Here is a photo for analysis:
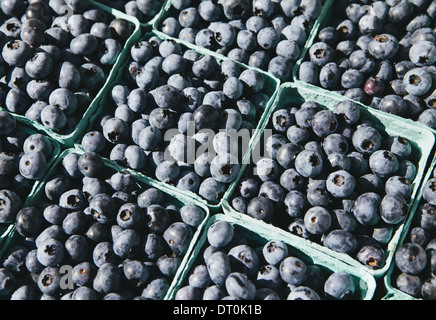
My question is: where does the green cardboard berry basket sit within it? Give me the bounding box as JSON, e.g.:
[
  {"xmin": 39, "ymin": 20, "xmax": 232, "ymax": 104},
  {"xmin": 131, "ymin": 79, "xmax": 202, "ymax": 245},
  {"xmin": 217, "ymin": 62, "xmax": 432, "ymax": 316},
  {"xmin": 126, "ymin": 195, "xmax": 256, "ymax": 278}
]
[
  {"xmin": 74, "ymin": 28, "xmax": 280, "ymax": 214},
  {"xmin": 0, "ymin": 1, "xmax": 142, "ymax": 148},
  {"xmin": 382, "ymin": 145, "xmax": 436, "ymax": 300},
  {"xmin": 220, "ymin": 80, "xmax": 436, "ymax": 279},
  {"xmin": 150, "ymin": 0, "xmax": 334, "ymax": 83},
  {"xmin": 0, "ymin": 122, "xmax": 61, "ymax": 254},
  {"xmin": 0, "ymin": 147, "xmax": 211, "ymax": 300},
  {"xmin": 165, "ymin": 213, "xmax": 377, "ymax": 300}
]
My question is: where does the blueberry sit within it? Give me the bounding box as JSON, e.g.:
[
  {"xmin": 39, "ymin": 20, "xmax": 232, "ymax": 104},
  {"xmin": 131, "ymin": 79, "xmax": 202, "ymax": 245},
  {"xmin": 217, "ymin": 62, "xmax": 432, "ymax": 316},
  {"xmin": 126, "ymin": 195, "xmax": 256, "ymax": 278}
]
[
  {"xmin": 137, "ymin": 188, "xmax": 163, "ymax": 208},
  {"xmin": 93, "ymin": 262, "xmax": 122, "ymax": 295},
  {"xmin": 23, "ymin": 134, "xmax": 52, "ymax": 159},
  {"xmin": 206, "ymin": 251, "xmax": 232, "ymax": 286},
  {"xmin": 395, "ymin": 273, "xmax": 423, "ymax": 298},
  {"xmin": 207, "ymin": 220, "xmax": 234, "ymax": 248},
  {"xmin": 352, "ymin": 192, "xmax": 382, "ymax": 226},
  {"xmin": 323, "ymin": 229, "xmax": 358, "ymax": 255},
  {"xmin": 324, "ymin": 272, "xmax": 356, "ymax": 300},
  {"xmin": 36, "ymin": 238, "xmax": 64, "ymax": 267},
  {"xmin": 210, "ymin": 153, "xmax": 240, "ymax": 183},
  {"xmin": 304, "ymin": 206, "xmax": 332, "ymax": 235},
  {"xmin": 256, "ymin": 265, "xmax": 282, "ymax": 291},
  {"xmin": 311, "ymin": 110, "xmax": 339, "ymax": 138},
  {"xmin": 145, "ymin": 204, "xmax": 170, "ymax": 233},
  {"xmin": 263, "ymin": 240, "xmax": 288, "ymax": 266},
  {"xmin": 0, "ymin": 189, "xmax": 22, "ymax": 223},
  {"xmin": 79, "ymin": 63, "xmax": 105, "ymax": 93},
  {"xmin": 239, "ymin": 69, "xmax": 264, "ymax": 93},
  {"xmin": 228, "ymin": 244, "xmax": 259, "ymax": 277},
  {"xmin": 378, "ymin": 94, "xmax": 408, "ymax": 116},
  {"xmin": 268, "ymin": 56, "xmax": 292, "ymax": 80},
  {"xmin": 421, "ymin": 276, "xmax": 436, "ymax": 300},
  {"xmin": 403, "ymin": 67, "xmax": 433, "ymax": 96},
  {"xmin": 198, "ymin": 177, "xmax": 226, "ymax": 204},
  {"xmin": 351, "ymin": 126, "xmax": 382, "ymax": 155},
  {"xmin": 385, "ymin": 175, "xmax": 411, "ymax": 199},
  {"xmin": 363, "ymin": 77, "xmax": 385, "ymax": 96},
  {"xmin": 24, "ymin": 52, "xmax": 53, "ymax": 80},
  {"xmin": 37, "ymin": 266, "xmax": 62, "ymax": 296},
  {"xmin": 38, "ymin": 97, "xmax": 68, "ymax": 126},
  {"xmin": 309, "ymin": 42, "xmax": 335, "ymax": 67},
  {"xmin": 87, "ymin": 192, "xmax": 117, "ymax": 224},
  {"xmin": 42, "ymin": 205, "xmax": 66, "ymax": 227},
  {"xmin": 225, "ymin": 272, "xmax": 256, "ymax": 300},
  {"xmin": 124, "ymin": 145, "xmax": 147, "ymax": 171},
  {"xmin": 258, "ymin": 181, "xmax": 285, "ymax": 205},
  {"xmin": 326, "ymin": 170, "xmax": 356, "ymax": 198},
  {"xmin": 203, "ymin": 285, "xmax": 226, "ymax": 300},
  {"xmin": 92, "ymin": 241, "xmax": 116, "ymax": 267},
  {"xmin": 246, "ymin": 196, "xmax": 274, "ymax": 221},
  {"xmin": 368, "ymin": 34, "xmax": 399, "ymax": 60},
  {"xmin": 287, "ymin": 286, "xmax": 321, "ymax": 300},
  {"xmin": 409, "ymin": 40, "xmax": 436, "ymax": 66},
  {"xmin": 81, "ymin": 131, "xmax": 106, "ymax": 153},
  {"xmin": 19, "ymin": 151, "xmax": 47, "ymax": 180},
  {"xmin": 395, "ymin": 243, "xmax": 427, "ymax": 275},
  {"xmin": 279, "ymin": 256, "xmax": 307, "ymax": 285},
  {"xmin": 63, "ymin": 210, "xmax": 88, "ymax": 235},
  {"xmin": 276, "ymin": 143, "xmax": 302, "ymax": 170},
  {"xmin": 163, "ymin": 222, "xmax": 193, "ymax": 256},
  {"xmin": 77, "ymin": 151, "xmax": 104, "ymax": 178},
  {"xmin": 294, "ymin": 149, "xmax": 324, "ymax": 178},
  {"xmin": 380, "ymin": 194, "xmax": 408, "ymax": 225},
  {"xmin": 178, "ymin": 204, "xmax": 206, "ymax": 230},
  {"xmin": 143, "ymin": 233, "xmax": 165, "ymax": 261},
  {"xmin": 113, "ymin": 228, "xmax": 141, "ymax": 259},
  {"xmin": 141, "ymin": 278, "xmax": 170, "ymax": 300},
  {"xmin": 174, "ymin": 285, "xmax": 202, "ymax": 300},
  {"xmin": 356, "ymin": 244, "xmax": 386, "ymax": 269},
  {"xmin": 368, "ymin": 150, "xmax": 399, "ymax": 178}
]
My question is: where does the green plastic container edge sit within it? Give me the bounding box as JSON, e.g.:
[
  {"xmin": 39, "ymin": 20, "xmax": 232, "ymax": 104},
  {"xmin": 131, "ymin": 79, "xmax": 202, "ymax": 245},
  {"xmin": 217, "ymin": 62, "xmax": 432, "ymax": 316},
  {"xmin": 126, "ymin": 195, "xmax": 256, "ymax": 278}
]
[
  {"xmin": 382, "ymin": 142, "xmax": 436, "ymax": 300},
  {"xmin": 0, "ymin": 1, "xmax": 142, "ymax": 148},
  {"xmin": 291, "ymin": 0, "xmax": 334, "ymax": 82},
  {"xmin": 222, "ymin": 80, "xmax": 436, "ymax": 279},
  {"xmin": 166, "ymin": 213, "xmax": 377, "ymax": 300},
  {"xmin": 0, "ymin": 147, "xmax": 212, "ymax": 300},
  {"xmin": 0, "ymin": 122, "xmax": 62, "ymax": 251},
  {"xmin": 75, "ymin": 28, "xmax": 280, "ymax": 213}
]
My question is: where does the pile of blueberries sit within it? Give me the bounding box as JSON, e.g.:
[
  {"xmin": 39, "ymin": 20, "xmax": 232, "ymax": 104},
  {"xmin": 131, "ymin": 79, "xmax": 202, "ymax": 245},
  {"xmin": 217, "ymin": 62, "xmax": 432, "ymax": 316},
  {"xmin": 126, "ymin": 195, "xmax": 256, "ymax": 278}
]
[
  {"xmin": 392, "ymin": 167, "xmax": 436, "ymax": 299},
  {"xmin": 157, "ymin": 0, "xmax": 323, "ymax": 80},
  {"xmin": 298, "ymin": 0, "xmax": 436, "ymax": 128},
  {"xmin": 174, "ymin": 219, "xmax": 360, "ymax": 300},
  {"xmin": 230, "ymin": 99, "xmax": 417, "ymax": 269},
  {"xmin": 83, "ymin": 33, "xmax": 272, "ymax": 204},
  {"xmin": 96, "ymin": 0, "xmax": 163, "ymax": 23},
  {"xmin": 0, "ymin": 0, "xmax": 133, "ymax": 134},
  {"xmin": 0, "ymin": 150, "xmax": 207, "ymax": 300},
  {"xmin": 0, "ymin": 110, "xmax": 54, "ymax": 208}
]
